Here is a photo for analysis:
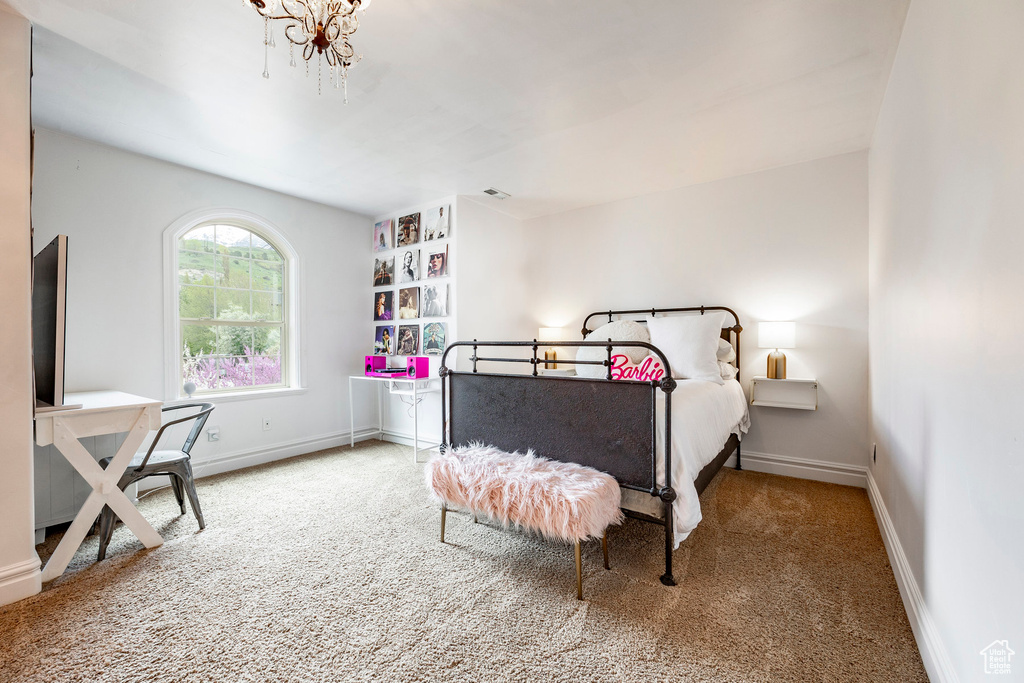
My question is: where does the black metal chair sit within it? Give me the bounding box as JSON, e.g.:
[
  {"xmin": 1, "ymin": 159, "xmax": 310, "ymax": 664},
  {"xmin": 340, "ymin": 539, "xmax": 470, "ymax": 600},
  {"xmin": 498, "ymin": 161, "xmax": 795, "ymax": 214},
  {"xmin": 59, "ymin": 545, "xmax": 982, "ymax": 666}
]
[{"xmin": 97, "ymin": 402, "xmax": 215, "ymax": 561}]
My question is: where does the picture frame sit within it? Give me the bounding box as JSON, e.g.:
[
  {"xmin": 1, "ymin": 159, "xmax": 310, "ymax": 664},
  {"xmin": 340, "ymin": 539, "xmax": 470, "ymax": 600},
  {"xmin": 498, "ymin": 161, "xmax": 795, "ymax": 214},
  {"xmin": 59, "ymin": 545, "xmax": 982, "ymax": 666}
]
[
  {"xmin": 397, "ymin": 325, "xmax": 420, "ymax": 356},
  {"xmin": 426, "ymin": 246, "xmax": 448, "ymax": 278},
  {"xmin": 421, "ymin": 283, "xmax": 447, "ymax": 317},
  {"xmin": 373, "ymin": 290, "xmax": 394, "ymax": 321},
  {"xmin": 399, "ymin": 286, "xmax": 419, "ymax": 319},
  {"xmin": 373, "ymin": 256, "xmax": 394, "ymax": 287},
  {"xmin": 396, "ymin": 213, "xmax": 420, "ymax": 247},
  {"xmin": 398, "ymin": 249, "xmax": 419, "ymax": 283},
  {"xmin": 373, "ymin": 219, "xmax": 394, "ymax": 252},
  {"xmin": 422, "ymin": 205, "xmax": 450, "ymax": 241},
  {"xmin": 374, "ymin": 325, "xmax": 394, "ymax": 355},
  {"xmin": 423, "ymin": 322, "xmax": 446, "ymax": 355}
]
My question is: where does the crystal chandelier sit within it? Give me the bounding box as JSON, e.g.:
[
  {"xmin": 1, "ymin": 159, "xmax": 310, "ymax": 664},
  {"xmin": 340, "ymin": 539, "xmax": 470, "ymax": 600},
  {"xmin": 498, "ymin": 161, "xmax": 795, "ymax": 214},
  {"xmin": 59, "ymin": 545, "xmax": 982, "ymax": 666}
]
[{"xmin": 246, "ymin": 0, "xmax": 372, "ymax": 101}]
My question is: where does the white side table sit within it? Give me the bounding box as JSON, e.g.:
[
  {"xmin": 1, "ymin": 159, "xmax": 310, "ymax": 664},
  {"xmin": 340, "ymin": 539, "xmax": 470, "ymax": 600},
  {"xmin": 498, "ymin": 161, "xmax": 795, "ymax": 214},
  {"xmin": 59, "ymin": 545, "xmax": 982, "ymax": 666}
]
[
  {"xmin": 34, "ymin": 391, "xmax": 164, "ymax": 581},
  {"xmin": 348, "ymin": 375, "xmax": 440, "ymax": 463},
  {"xmin": 749, "ymin": 377, "xmax": 818, "ymax": 410}
]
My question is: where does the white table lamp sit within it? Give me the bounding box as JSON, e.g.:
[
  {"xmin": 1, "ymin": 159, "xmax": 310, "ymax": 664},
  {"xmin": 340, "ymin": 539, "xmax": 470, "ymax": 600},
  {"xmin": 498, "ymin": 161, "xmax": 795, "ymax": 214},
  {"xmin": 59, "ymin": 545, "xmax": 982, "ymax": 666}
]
[
  {"xmin": 758, "ymin": 322, "xmax": 795, "ymax": 379},
  {"xmin": 538, "ymin": 327, "xmax": 567, "ymax": 369}
]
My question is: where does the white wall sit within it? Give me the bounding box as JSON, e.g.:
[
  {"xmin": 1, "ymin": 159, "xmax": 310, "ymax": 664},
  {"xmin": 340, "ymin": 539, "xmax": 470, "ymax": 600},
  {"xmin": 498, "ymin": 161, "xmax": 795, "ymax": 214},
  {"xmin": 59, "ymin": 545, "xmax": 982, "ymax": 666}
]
[
  {"xmin": 868, "ymin": 0, "xmax": 1024, "ymax": 679},
  {"xmin": 519, "ymin": 153, "xmax": 870, "ymax": 475},
  {"xmin": 0, "ymin": 5, "xmax": 41, "ymax": 606},
  {"xmin": 31, "ymin": 131, "xmax": 374, "ymax": 479},
  {"xmin": 455, "ymin": 197, "xmax": 535, "ymax": 364}
]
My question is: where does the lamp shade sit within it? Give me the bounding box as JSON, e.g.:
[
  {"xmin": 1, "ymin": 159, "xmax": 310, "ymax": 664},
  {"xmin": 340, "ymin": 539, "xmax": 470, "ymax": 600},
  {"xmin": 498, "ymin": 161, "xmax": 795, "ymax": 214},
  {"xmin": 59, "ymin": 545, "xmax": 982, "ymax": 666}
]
[
  {"xmin": 538, "ymin": 327, "xmax": 567, "ymax": 342},
  {"xmin": 758, "ymin": 322, "xmax": 796, "ymax": 349}
]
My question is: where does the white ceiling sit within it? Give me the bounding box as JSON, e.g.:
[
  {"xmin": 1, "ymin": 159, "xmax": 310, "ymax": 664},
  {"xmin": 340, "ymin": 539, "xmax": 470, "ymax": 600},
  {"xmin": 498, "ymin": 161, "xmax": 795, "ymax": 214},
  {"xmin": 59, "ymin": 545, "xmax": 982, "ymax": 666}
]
[{"xmin": 9, "ymin": 0, "xmax": 908, "ymax": 220}]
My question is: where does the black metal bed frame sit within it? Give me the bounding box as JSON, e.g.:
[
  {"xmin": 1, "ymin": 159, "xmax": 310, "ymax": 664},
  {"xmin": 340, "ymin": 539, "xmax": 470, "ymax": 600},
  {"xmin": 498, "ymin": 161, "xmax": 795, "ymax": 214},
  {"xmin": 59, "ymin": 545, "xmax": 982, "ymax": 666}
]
[{"xmin": 439, "ymin": 306, "xmax": 742, "ymax": 587}]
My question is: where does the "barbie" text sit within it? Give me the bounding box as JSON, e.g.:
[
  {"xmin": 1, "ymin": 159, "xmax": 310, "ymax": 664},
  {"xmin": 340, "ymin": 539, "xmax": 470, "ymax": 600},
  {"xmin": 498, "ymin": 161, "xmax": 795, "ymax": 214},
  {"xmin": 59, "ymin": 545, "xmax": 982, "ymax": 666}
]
[{"xmin": 609, "ymin": 354, "xmax": 665, "ymax": 381}]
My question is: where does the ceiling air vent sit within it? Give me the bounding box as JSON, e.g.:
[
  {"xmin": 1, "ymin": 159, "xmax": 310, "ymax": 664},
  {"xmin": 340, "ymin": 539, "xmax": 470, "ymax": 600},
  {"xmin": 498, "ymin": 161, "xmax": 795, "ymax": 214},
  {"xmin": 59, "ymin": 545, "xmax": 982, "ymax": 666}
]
[{"xmin": 482, "ymin": 188, "xmax": 511, "ymax": 200}]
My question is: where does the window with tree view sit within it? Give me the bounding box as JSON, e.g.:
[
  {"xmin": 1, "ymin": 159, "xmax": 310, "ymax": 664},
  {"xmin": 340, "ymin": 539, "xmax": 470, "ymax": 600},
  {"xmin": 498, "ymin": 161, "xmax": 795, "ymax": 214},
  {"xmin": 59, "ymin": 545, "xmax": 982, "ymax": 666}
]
[{"xmin": 178, "ymin": 224, "xmax": 286, "ymax": 393}]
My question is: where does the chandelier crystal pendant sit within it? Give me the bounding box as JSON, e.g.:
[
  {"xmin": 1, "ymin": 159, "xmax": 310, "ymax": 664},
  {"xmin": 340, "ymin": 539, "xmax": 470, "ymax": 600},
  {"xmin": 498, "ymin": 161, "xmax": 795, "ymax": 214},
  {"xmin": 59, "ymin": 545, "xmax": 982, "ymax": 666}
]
[{"xmin": 246, "ymin": 0, "xmax": 372, "ymax": 101}]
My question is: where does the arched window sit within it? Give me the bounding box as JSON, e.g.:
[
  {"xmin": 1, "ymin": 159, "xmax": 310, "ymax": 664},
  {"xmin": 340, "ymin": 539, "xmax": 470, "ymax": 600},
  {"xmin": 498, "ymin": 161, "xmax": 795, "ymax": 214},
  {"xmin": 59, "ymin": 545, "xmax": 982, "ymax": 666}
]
[{"xmin": 166, "ymin": 211, "xmax": 299, "ymax": 398}]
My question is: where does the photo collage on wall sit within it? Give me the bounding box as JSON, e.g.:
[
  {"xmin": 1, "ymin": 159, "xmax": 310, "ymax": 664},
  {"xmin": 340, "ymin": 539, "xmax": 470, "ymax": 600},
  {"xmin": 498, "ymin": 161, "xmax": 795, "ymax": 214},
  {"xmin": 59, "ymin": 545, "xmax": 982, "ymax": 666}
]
[{"xmin": 372, "ymin": 207, "xmax": 451, "ymax": 358}]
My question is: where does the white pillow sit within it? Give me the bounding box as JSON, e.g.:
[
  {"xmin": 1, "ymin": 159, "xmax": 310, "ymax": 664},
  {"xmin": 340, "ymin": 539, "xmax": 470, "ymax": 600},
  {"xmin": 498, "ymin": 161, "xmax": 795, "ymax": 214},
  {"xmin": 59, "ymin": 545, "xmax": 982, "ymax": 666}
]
[
  {"xmin": 719, "ymin": 361, "xmax": 738, "ymax": 381},
  {"xmin": 647, "ymin": 312, "xmax": 726, "ymax": 384},
  {"xmin": 717, "ymin": 338, "xmax": 736, "ymax": 363},
  {"xmin": 575, "ymin": 320, "xmax": 650, "ymax": 378}
]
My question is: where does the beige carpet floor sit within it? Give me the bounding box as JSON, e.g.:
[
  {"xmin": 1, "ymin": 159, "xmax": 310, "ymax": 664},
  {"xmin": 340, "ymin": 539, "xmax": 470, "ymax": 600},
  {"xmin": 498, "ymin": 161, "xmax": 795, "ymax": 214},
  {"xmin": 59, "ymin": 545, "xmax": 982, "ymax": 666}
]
[{"xmin": 0, "ymin": 440, "xmax": 926, "ymax": 682}]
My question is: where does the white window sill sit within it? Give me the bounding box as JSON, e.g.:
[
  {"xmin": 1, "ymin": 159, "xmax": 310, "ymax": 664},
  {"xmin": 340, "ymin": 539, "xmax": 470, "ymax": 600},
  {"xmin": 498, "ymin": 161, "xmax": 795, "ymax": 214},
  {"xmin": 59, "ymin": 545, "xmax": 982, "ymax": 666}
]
[{"xmin": 169, "ymin": 387, "xmax": 308, "ymax": 404}]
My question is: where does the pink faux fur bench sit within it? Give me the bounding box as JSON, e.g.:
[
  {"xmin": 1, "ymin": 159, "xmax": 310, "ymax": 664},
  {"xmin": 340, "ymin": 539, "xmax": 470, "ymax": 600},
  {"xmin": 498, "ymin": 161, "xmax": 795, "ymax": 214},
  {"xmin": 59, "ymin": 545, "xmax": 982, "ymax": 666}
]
[{"xmin": 425, "ymin": 443, "xmax": 623, "ymax": 599}]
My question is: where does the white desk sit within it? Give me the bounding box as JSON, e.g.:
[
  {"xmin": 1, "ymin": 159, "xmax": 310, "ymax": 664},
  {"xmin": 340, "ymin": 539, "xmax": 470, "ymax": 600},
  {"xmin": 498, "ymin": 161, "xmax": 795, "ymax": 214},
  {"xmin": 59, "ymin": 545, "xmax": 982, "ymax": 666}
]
[
  {"xmin": 34, "ymin": 391, "xmax": 164, "ymax": 581},
  {"xmin": 348, "ymin": 375, "xmax": 439, "ymax": 463}
]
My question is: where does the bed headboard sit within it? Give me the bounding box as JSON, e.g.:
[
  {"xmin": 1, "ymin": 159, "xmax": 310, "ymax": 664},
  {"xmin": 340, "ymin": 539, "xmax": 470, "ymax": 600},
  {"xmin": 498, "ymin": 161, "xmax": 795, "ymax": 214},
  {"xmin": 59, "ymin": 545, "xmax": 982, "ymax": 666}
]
[{"xmin": 581, "ymin": 305, "xmax": 743, "ymax": 381}]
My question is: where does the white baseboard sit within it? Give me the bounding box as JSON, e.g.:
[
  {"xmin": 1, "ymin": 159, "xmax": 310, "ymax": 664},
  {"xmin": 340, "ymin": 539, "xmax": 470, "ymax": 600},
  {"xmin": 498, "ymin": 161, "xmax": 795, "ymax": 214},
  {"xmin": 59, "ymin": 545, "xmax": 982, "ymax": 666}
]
[
  {"xmin": 137, "ymin": 427, "xmax": 381, "ymax": 492},
  {"xmin": 134, "ymin": 426, "xmax": 435, "ymax": 494},
  {"xmin": 380, "ymin": 428, "xmax": 442, "ymax": 451},
  {"xmin": 866, "ymin": 470, "xmax": 958, "ymax": 683},
  {"xmin": 0, "ymin": 557, "xmax": 41, "ymax": 606},
  {"xmin": 726, "ymin": 450, "xmax": 868, "ymax": 488}
]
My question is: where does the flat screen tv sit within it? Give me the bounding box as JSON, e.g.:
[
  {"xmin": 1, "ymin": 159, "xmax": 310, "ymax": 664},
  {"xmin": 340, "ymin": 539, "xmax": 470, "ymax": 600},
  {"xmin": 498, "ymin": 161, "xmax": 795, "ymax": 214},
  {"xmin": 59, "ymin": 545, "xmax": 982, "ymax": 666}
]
[{"xmin": 33, "ymin": 234, "xmax": 68, "ymax": 409}]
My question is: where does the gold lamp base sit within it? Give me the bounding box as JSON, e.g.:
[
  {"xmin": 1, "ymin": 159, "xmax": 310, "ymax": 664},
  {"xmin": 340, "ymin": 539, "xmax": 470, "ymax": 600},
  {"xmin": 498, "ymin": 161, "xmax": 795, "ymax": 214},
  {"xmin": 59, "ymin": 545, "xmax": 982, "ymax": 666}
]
[{"xmin": 767, "ymin": 350, "xmax": 787, "ymax": 379}]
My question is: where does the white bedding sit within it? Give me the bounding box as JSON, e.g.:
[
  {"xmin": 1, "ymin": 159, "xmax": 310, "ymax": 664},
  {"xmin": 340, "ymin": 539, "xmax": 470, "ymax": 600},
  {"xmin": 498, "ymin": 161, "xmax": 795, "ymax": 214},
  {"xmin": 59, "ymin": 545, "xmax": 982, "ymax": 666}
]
[{"xmin": 620, "ymin": 378, "xmax": 750, "ymax": 547}]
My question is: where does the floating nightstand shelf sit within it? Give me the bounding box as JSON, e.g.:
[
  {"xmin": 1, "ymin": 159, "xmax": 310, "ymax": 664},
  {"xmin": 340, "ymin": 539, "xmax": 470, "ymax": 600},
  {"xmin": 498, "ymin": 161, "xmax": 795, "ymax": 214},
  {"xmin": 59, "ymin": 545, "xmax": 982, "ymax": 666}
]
[
  {"xmin": 539, "ymin": 368, "xmax": 576, "ymax": 377},
  {"xmin": 750, "ymin": 377, "xmax": 818, "ymax": 410}
]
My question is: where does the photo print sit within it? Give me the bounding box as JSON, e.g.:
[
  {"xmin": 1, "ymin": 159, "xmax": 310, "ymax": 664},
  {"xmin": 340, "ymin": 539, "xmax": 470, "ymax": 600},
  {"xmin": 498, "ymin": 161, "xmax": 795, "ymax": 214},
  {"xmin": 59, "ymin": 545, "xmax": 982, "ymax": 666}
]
[
  {"xmin": 374, "ymin": 325, "xmax": 394, "ymax": 355},
  {"xmin": 423, "ymin": 322, "xmax": 446, "ymax": 356},
  {"xmin": 426, "ymin": 246, "xmax": 448, "ymax": 278},
  {"xmin": 421, "ymin": 283, "xmax": 447, "ymax": 317},
  {"xmin": 397, "ymin": 325, "xmax": 420, "ymax": 356},
  {"xmin": 373, "ymin": 219, "xmax": 393, "ymax": 252},
  {"xmin": 399, "ymin": 249, "xmax": 419, "ymax": 283},
  {"xmin": 422, "ymin": 205, "xmax": 450, "ymax": 241},
  {"xmin": 399, "ymin": 286, "xmax": 419, "ymax": 319},
  {"xmin": 373, "ymin": 256, "xmax": 394, "ymax": 287},
  {"xmin": 396, "ymin": 213, "xmax": 420, "ymax": 247},
  {"xmin": 373, "ymin": 290, "xmax": 394, "ymax": 321}
]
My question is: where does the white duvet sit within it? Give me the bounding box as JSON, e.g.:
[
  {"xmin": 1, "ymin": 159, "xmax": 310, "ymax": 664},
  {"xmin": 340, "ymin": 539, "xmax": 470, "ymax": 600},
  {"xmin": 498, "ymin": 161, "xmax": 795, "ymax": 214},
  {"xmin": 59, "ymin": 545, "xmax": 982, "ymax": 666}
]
[{"xmin": 621, "ymin": 378, "xmax": 750, "ymax": 547}]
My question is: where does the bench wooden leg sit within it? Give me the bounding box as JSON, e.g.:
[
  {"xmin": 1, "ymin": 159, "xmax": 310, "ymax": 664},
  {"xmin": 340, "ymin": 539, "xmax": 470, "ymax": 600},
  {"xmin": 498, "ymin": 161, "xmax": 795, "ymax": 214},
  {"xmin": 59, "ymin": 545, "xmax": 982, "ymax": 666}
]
[
  {"xmin": 602, "ymin": 530, "xmax": 610, "ymax": 570},
  {"xmin": 440, "ymin": 503, "xmax": 447, "ymax": 543},
  {"xmin": 575, "ymin": 541, "xmax": 583, "ymax": 600}
]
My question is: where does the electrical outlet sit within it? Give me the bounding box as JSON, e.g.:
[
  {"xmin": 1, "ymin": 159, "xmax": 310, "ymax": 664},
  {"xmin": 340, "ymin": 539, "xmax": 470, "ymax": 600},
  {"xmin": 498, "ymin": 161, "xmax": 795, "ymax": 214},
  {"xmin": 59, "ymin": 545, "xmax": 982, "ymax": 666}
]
[
  {"xmin": 207, "ymin": 427, "xmax": 220, "ymax": 442},
  {"xmin": 872, "ymin": 443, "xmax": 877, "ymax": 463},
  {"xmin": 263, "ymin": 417, "xmax": 272, "ymax": 431}
]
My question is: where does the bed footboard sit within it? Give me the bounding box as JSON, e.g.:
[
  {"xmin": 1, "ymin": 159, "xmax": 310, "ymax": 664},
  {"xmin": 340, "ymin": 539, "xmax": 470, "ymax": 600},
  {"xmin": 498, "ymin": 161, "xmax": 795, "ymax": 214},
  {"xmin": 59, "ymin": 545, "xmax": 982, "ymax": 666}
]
[
  {"xmin": 447, "ymin": 372, "xmax": 657, "ymax": 491},
  {"xmin": 440, "ymin": 339, "xmax": 680, "ymax": 586}
]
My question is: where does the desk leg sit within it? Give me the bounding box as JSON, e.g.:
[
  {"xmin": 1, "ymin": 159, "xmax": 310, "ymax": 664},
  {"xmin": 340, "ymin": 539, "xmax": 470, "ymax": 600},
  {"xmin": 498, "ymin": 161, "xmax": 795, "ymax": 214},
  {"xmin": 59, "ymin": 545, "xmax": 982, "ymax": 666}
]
[
  {"xmin": 42, "ymin": 410, "xmax": 163, "ymax": 581},
  {"xmin": 349, "ymin": 376, "xmax": 355, "ymax": 448},
  {"xmin": 413, "ymin": 380, "xmax": 419, "ymax": 464},
  {"xmin": 41, "ymin": 492, "xmax": 106, "ymax": 582}
]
